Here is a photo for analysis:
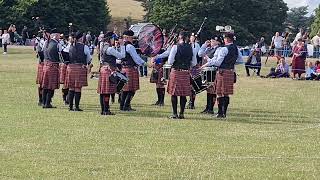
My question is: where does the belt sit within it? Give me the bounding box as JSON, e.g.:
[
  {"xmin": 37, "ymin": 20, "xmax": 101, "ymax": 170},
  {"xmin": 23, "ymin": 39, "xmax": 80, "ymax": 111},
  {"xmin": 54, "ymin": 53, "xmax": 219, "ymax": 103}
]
[{"xmin": 173, "ymin": 68, "xmax": 189, "ymax": 72}]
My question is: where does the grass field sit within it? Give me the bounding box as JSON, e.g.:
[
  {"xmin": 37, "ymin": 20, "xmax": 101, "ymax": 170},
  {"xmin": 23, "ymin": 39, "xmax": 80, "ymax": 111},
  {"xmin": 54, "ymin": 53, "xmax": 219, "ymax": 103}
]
[
  {"xmin": 0, "ymin": 47, "xmax": 320, "ymax": 179},
  {"xmin": 108, "ymin": 0, "xmax": 145, "ymax": 20}
]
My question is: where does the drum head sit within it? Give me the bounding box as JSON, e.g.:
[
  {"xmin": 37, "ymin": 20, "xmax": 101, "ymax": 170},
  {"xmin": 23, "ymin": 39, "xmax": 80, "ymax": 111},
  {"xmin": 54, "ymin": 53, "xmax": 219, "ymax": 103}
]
[
  {"xmin": 138, "ymin": 24, "xmax": 164, "ymax": 57},
  {"xmin": 116, "ymin": 72, "xmax": 128, "ymax": 81}
]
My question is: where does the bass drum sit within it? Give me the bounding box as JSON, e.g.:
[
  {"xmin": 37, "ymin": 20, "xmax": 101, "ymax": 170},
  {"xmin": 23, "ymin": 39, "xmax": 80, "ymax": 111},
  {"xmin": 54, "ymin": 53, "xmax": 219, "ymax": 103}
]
[{"xmin": 130, "ymin": 23, "xmax": 164, "ymax": 57}]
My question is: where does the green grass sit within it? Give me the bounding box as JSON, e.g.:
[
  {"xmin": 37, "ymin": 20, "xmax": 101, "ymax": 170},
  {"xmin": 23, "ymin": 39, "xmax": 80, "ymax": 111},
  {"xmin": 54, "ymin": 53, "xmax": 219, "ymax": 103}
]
[
  {"xmin": 108, "ymin": 0, "xmax": 145, "ymax": 20},
  {"xmin": 0, "ymin": 47, "xmax": 320, "ymax": 179}
]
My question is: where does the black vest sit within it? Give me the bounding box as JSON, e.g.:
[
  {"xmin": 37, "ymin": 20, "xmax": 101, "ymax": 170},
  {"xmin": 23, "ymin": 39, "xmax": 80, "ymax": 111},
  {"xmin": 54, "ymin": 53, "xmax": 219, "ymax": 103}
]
[
  {"xmin": 69, "ymin": 43, "xmax": 87, "ymax": 65},
  {"xmin": 43, "ymin": 39, "xmax": 60, "ymax": 63},
  {"xmin": 172, "ymin": 43, "xmax": 193, "ymax": 70},
  {"xmin": 122, "ymin": 42, "xmax": 137, "ymax": 67},
  {"xmin": 102, "ymin": 47, "xmax": 117, "ymax": 67},
  {"xmin": 220, "ymin": 44, "xmax": 238, "ymax": 69},
  {"xmin": 207, "ymin": 46, "xmax": 218, "ymax": 59}
]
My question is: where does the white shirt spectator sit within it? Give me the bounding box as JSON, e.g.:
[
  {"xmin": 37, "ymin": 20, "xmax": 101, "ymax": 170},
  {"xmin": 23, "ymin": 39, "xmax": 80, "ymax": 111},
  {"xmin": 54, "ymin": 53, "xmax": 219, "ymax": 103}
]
[
  {"xmin": 272, "ymin": 36, "xmax": 284, "ymax": 49},
  {"xmin": 311, "ymin": 35, "xmax": 320, "ymax": 46},
  {"xmin": 1, "ymin": 33, "xmax": 10, "ymax": 44}
]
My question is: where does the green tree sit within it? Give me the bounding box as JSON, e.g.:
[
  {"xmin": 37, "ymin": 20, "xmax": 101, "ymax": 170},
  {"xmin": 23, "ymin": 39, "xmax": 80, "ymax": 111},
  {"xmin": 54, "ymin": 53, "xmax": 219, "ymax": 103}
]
[
  {"xmin": 285, "ymin": 6, "xmax": 314, "ymax": 33},
  {"xmin": 0, "ymin": 0, "xmax": 111, "ymax": 35},
  {"xmin": 311, "ymin": 5, "xmax": 320, "ymax": 37},
  {"xmin": 148, "ymin": 0, "xmax": 288, "ymax": 45}
]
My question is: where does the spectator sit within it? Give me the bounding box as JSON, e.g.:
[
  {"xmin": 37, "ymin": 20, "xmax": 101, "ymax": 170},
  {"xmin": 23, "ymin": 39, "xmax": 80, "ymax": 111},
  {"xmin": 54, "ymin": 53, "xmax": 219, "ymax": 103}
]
[
  {"xmin": 265, "ymin": 57, "xmax": 290, "ymax": 78},
  {"xmin": 292, "ymin": 38, "xmax": 307, "ymax": 79},
  {"xmin": 0, "ymin": 30, "xmax": 2, "ymax": 48},
  {"xmin": 21, "ymin": 26, "xmax": 29, "ymax": 46},
  {"xmin": 245, "ymin": 49, "xmax": 261, "ymax": 76},
  {"xmin": 8, "ymin": 24, "xmax": 16, "ymax": 44},
  {"xmin": 305, "ymin": 62, "xmax": 317, "ymax": 80},
  {"xmin": 311, "ymin": 32, "xmax": 320, "ymax": 58},
  {"xmin": 2, "ymin": 30, "xmax": 10, "ymax": 54},
  {"xmin": 294, "ymin": 28, "xmax": 304, "ymax": 42},
  {"xmin": 282, "ymin": 32, "xmax": 291, "ymax": 57},
  {"xmin": 271, "ymin": 32, "xmax": 284, "ymax": 58},
  {"xmin": 85, "ymin": 31, "xmax": 92, "ymax": 45}
]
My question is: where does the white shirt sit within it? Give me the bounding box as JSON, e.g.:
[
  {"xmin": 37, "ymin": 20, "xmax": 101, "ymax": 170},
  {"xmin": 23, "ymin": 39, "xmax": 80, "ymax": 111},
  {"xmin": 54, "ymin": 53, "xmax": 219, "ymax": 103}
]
[
  {"xmin": 295, "ymin": 32, "xmax": 303, "ymax": 42},
  {"xmin": 272, "ymin": 36, "xmax": 284, "ymax": 49},
  {"xmin": 35, "ymin": 38, "xmax": 45, "ymax": 52},
  {"xmin": 191, "ymin": 42, "xmax": 200, "ymax": 57},
  {"xmin": 168, "ymin": 44, "xmax": 197, "ymax": 67},
  {"xmin": 206, "ymin": 44, "xmax": 243, "ymax": 67},
  {"xmin": 1, "ymin": 33, "xmax": 10, "ymax": 44},
  {"xmin": 125, "ymin": 43, "xmax": 145, "ymax": 66},
  {"xmin": 106, "ymin": 45, "xmax": 125, "ymax": 59},
  {"xmin": 311, "ymin": 35, "xmax": 320, "ymax": 46},
  {"xmin": 155, "ymin": 46, "xmax": 172, "ymax": 59},
  {"xmin": 83, "ymin": 45, "xmax": 92, "ymax": 64}
]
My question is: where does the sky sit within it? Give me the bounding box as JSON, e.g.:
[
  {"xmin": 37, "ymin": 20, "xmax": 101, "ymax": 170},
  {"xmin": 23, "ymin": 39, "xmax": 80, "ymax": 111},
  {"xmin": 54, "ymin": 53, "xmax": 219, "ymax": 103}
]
[{"xmin": 284, "ymin": 0, "xmax": 319, "ymax": 15}]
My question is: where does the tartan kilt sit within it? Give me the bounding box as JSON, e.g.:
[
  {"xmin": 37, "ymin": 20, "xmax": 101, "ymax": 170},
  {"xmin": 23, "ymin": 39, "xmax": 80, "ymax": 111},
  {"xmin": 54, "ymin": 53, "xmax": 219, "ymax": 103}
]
[
  {"xmin": 97, "ymin": 66, "xmax": 117, "ymax": 94},
  {"xmin": 59, "ymin": 63, "xmax": 68, "ymax": 84},
  {"xmin": 167, "ymin": 69, "xmax": 192, "ymax": 96},
  {"xmin": 206, "ymin": 82, "xmax": 216, "ymax": 94},
  {"xmin": 41, "ymin": 61, "xmax": 60, "ymax": 90},
  {"xmin": 36, "ymin": 63, "xmax": 44, "ymax": 85},
  {"xmin": 215, "ymin": 69, "xmax": 234, "ymax": 96},
  {"xmin": 65, "ymin": 64, "xmax": 88, "ymax": 89},
  {"xmin": 122, "ymin": 66, "xmax": 140, "ymax": 92},
  {"xmin": 150, "ymin": 64, "xmax": 166, "ymax": 88}
]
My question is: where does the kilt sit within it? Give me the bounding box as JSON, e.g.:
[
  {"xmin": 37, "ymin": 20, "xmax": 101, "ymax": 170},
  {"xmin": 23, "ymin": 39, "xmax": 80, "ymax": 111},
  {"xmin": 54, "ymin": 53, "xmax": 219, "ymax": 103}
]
[
  {"xmin": 150, "ymin": 64, "xmax": 166, "ymax": 88},
  {"xmin": 59, "ymin": 63, "xmax": 68, "ymax": 84},
  {"xmin": 292, "ymin": 56, "xmax": 305, "ymax": 74},
  {"xmin": 65, "ymin": 64, "xmax": 88, "ymax": 89},
  {"xmin": 122, "ymin": 66, "xmax": 140, "ymax": 92},
  {"xmin": 215, "ymin": 69, "xmax": 234, "ymax": 96},
  {"xmin": 41, "ymin": 61, "xmax": 60, "ymax": 90},
  {"xmin": 97, "ymin": 66, "xmax": 117, "ymax": 94},
  {"xmin": 206, "ymin": 83, "xmax": 216, "ymax": 94},
  {"xmin": 167, "ymin": 69, "xmax": 192, "ymax": 96},
  {"xmin": 36, "ymin": 63, "xmax": 44, "ymax": 85}
]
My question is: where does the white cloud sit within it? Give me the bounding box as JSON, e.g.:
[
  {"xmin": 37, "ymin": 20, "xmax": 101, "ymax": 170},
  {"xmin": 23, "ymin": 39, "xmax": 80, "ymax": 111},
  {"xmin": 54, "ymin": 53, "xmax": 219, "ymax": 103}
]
[{"xmin": 284, "ymin": 0, "xmax": 319, "ymax": 15}]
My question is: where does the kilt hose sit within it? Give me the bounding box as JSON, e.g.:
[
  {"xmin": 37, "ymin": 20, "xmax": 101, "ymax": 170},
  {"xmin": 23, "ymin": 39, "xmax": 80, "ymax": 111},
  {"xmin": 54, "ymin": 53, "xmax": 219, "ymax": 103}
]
[
  {"xmin": 41, "ymin": 61, "xmax": 60, "ymax": 90},
  {"xmin": 59, "ymin": 63, "xmax": 68, "ymax": 84},
  {"xmin": 65, "ymin": 64, "xmax": 88, "ymax": 89},
  {"xmin": 167, "ymin": 69, "xmax": 192, "ymax": 97},
  {"xmin": 122, "ymin": 66, "xmax": 140, "ymax": 92},
  {"xmin": 215, "ymin": 69, "xmax": 234, "ymax": 96},
  {"xmin": 150, "ymin": 64, "xmax": 166, "ymax": 88},
  {"xmin": 36, "ymin": 63, "xmax": 44, "ymax": 85},
  {"xmin": 97, "ymin": 66, "xmax": 117, "ymax": 94}
]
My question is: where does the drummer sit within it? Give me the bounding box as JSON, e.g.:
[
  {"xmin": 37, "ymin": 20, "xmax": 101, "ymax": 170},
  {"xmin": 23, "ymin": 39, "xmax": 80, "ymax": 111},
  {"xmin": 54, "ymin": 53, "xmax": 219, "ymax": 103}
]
[
  {"xmin": 199, "ymin": 35, "xmax": 224, "ymax": 114},
  {"xmin": 187, "ymin": 33, "xmax": 201, "ymax": 109},
  {"xmin": 98, "ymin": 32, "xmax": 125, "ymax": 115},
  {"xmin": 167, "ymin": 31, "xmax": 197, "ymax": 119}
]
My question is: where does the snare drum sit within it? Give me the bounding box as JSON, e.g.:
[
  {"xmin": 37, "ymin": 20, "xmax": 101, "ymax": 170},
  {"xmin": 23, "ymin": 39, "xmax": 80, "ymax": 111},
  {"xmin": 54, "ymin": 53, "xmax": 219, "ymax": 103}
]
[
  {"xmin": 191, "ymin": 74, "xmax": 208, "ymax": 94},
  {"xmin": 202, "ymin": 67, "xmax": 217, "ymax": 84},
  {"xmin": 163, "ymin": 64, "xmax": 172, "ymax": 80},
  {"xmin": 109, "ymin": 72, "xmax": 129, "ymax": 93}
]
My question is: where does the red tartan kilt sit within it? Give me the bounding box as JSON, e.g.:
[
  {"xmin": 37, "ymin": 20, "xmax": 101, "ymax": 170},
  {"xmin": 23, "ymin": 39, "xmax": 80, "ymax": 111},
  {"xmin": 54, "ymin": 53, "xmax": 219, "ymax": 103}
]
[
  {"xmin": 41, "ymin": 61, "xmax": 60, "ymax": 90},
  {"xmin": 65, "ymin": 64, "xmax": 88, "ymax": 89},
  {"xmin": 59, "ymin": 63, "xmax": 68, "ymax": 84},
  {"xmin": 167, "ymin": 69, "xmax": 192, "ymax": 96},
  {"xmin": 292, "ymin": 57, "xmax": 305, "ymax": 74},
  {"xmin": 215, "ymin": 69, "xmax": 234, "ymax": 96},
  {"xmin": 36, "ymin": 63, "xmax": 44, "ymax": 84},
  {"xmin": 150, "ymin": 64, "xmax": 166, "ymax": 88},
  {"xmin": 97, "ymin": 66, "xmax": 117, "ymax": 94},
  {"xmin": 206, "ymin": 82, "xmax": 216, "ymax": 94},
  {"xmin": 122, "ymin": 67, "xmax": 140, "ymax": 92}
]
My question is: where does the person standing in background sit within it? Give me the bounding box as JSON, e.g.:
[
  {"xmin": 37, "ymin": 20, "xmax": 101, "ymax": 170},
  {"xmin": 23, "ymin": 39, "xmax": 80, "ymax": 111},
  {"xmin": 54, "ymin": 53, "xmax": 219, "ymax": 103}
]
[
  {"xmin": 311, "ymin": 32, "xmax": 320, "ymax": 58},
  {"xmin": 21, "ymin": 26, "xmax": 29, "ymax": 46},
  {"xmin": 2, "ymin": 30, "xmax": 10, "ymax": 55},
  {"xmin": 0, "ymin": 30, "xmax": 3, "ymax": 48}
]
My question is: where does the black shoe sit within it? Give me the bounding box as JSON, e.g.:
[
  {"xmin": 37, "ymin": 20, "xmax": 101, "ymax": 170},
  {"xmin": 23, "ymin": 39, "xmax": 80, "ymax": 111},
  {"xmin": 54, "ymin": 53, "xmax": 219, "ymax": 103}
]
[
  {"xmin": 201, "ymin": 109, "xmax": 208, "ymax": 114},
  {"xmin": 102, "ymin": 111, "xmax": 115, "ymax": 115},
  {"xmin": 178, "ymin": 114, "xmax": 185, "ymax": 119},
  {"xmin": 43, "ymin": 104, "xmax": 56, "ymax": 109},
  {"xmin": 69, "ymin": 108, "xmax": 74, "ymax": 111},
  {"xmin": 74, "ymin": 108, "xmax": 83, "ymax": 112},
  {"xmin": 168, "ymin": 114, "xmax": 178, "ymax": 119},
  {"xmin": 124, "ymin": 107, "xmax": 136, "ymax": 111},
  {"xmin": 158, "ymin": 102, "xmax": 164, "ymax": 107},
  {"xmin": 206, "ymin": 110, "xmax": 214, "ymax": 114},
  {"xmin": 216, "ymin": 114, "xmax": 226, "ymax": 119},
  {"xmin": 152, "ymin": 101, "xmax": 160, "ymax": 106}
]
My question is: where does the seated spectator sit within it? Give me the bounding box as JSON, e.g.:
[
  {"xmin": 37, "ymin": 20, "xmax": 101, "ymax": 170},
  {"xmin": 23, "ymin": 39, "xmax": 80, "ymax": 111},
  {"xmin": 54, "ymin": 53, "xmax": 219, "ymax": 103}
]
[
  {"xmin": 245, "ymin": 49, "xmax": 261, "ymax": 76},
  {"xmin": 265, "ymin": 57, "xmax": 290, "ymax": 78},
  {"xmin": 305, "ymin": 62, "xmax": 317, "ymax": 80}
]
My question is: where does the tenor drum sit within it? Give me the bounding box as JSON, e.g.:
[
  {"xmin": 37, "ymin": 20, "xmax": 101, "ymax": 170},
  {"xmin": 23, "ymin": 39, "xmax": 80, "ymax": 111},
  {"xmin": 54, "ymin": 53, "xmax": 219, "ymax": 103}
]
[
  {"xmin": 191, "ymin": 74, "xmax": 208, "ymax": 94},
  {"xmin": 109, "ymin": 72, "xmax": 129, "ymax": 93},
  {"xmin": 202, "ymin": 67, "xmax": 217, "ymax": 84},
  {"xmin": 163, "ymin": 64, "xmax": 172, "ymax": 80}
]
